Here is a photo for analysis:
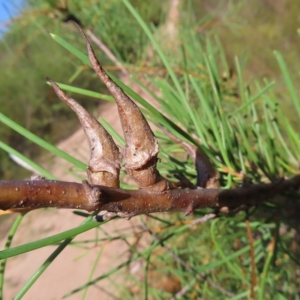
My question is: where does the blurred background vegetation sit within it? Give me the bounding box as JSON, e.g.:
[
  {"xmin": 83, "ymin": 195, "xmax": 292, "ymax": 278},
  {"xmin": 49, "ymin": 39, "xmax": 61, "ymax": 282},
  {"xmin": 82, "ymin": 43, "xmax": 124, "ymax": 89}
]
[
  {"xmin": 0, "ymin": 1, "xmax": 300, "ymax": 299},
  {"xmin": 0, "ymin": 0, "xmax": 299, "ymax": 180}
]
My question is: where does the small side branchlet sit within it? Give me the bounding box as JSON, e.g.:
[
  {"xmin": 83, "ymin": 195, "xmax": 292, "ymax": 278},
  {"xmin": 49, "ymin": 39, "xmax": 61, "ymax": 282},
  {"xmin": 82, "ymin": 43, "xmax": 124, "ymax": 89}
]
[{"xmin": 161, "ymin": 128, "xmax": 219, "ymax": 188}]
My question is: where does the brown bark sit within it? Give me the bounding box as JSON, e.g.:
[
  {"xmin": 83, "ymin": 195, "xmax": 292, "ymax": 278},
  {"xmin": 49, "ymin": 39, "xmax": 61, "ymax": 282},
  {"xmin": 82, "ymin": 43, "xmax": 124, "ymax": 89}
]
[{"xmin": 0, "ymin": 175, "xmax": 299, "ymax": 217}]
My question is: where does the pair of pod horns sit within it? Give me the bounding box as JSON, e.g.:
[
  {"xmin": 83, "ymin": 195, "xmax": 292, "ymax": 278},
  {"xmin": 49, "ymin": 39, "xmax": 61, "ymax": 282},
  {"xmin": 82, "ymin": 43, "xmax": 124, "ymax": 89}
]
[{"xmin": 47, "ymin": 22, "xmax": 164, "ymax": 190}]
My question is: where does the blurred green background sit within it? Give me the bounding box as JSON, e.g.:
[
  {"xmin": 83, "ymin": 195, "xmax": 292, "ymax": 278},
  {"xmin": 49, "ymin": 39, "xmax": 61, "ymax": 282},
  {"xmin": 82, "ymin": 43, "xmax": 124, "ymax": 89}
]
[{"xmin": 0, "ymin": 0, "xmax": 299, "ymax": 179}]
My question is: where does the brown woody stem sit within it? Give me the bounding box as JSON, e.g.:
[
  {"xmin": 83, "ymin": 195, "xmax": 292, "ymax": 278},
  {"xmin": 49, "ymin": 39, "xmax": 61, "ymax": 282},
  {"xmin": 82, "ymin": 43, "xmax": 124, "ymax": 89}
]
[{"xmin": 0, "ymin": 175, "xmax": 299, "ymax": 217}]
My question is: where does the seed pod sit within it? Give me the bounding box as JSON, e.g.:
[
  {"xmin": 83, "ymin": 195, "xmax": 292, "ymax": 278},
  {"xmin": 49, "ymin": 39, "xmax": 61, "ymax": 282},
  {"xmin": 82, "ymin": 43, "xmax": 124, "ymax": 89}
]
[
  {"xmin": 74, "ymin": 23, "xmax": 163, "ymax": 188},
  {"xmin": 47, "ymin": 78, "xmax": 121, "ymax": 187}
]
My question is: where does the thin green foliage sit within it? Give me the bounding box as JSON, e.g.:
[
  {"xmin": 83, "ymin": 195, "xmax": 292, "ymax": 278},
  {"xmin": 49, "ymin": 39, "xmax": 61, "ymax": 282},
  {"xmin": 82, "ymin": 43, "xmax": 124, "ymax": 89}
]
[
  {"xmin": 0, "ymin": 1, "xmax": 299, "ymax": 299},
  {"xmin": 46, "ymin": 82, "xmax": 115, "ymax": 102},
  {"xmin": 0, "ymin": 215, "xmax": 101, "ymax": 260},
  {"xmin": 0, "ymin": 112, "xmax": 86, "ymax": 170},
  {"xmin": 0, "ymin": 214, "xmax": 25, "ymax": 299},
  {"xmin": 13, "ymin": 211, "xmax": 100, "ymax": 300},
  {"xmin": 274, "ymin": 51, "xmax": 300, "ymax": 119},
  {"xmin": 99, "ymin": 117, "xmax": 125, "ymax": 146},
  {"xmin": 49, "ymin": 33, "xmax": 91, "ymax": 66},
  {"xmin": 81, "ymin": 247, "xmax": 103, "ymax": 300},
  {"xmin": 0, "ymin": 141, "xmax": 55, "ymax": 179}
]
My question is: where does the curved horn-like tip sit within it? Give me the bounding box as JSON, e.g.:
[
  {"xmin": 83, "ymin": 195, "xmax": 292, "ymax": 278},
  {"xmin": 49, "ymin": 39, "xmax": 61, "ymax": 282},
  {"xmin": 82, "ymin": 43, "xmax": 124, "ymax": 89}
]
[
  {"xmin": 47, "ymin": 77, "xmax": 121, "ymax": 187},
  {"xmin": 72, "ymin": 23, "xmax": 161, "ymax": 188}
]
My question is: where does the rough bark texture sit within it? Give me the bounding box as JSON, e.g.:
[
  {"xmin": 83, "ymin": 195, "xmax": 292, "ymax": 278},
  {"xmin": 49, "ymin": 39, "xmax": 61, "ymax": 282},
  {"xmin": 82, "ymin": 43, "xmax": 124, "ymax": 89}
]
[{"xmin": 0, "ymin": 176, "xmax": 299, "ymax": 218}]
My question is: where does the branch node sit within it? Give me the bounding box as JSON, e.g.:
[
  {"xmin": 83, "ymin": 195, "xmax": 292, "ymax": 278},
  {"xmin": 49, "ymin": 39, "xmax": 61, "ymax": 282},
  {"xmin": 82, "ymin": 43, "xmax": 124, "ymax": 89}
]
[
  {"xmin": 82, "ymin": 180, "xmax": 102, "ymax": 206},
  {"xmin": 98, "ymin": 211, "xmax": 135, "ymax": 222}
]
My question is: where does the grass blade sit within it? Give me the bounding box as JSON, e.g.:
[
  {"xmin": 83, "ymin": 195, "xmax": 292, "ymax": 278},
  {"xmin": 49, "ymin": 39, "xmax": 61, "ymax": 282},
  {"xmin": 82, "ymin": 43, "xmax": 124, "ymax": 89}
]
[{"xmin": 0, "ymin": 112, "xmax": 86, "ymax": 170}]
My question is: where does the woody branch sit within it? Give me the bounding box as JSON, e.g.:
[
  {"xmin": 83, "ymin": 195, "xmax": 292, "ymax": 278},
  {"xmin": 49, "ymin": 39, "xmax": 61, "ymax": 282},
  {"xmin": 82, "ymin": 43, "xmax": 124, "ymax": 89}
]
[{"xmin": 0, "ymin": 176, "xmax": 299, "ymax": 216}]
